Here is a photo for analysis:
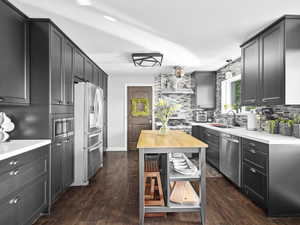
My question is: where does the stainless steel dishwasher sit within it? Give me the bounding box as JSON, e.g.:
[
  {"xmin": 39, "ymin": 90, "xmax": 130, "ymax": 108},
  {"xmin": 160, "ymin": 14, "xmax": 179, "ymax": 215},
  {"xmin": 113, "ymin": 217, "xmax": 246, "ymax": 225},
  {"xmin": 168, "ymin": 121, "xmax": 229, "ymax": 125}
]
[{"xmin": 220, "ymin": 133, "xmax": 241, "ymax": 187}]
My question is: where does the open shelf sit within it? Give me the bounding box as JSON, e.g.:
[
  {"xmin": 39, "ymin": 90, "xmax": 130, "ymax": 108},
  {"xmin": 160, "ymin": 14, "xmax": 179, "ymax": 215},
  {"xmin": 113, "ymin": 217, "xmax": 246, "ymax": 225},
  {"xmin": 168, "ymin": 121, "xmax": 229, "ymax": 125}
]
[
  {"xmin": 169, "ymin": 168, "xmax": 201, "ymax": 181},
  {"xmin": 168, "ymin": 201, "xmax": 201, "ymax": 210}
]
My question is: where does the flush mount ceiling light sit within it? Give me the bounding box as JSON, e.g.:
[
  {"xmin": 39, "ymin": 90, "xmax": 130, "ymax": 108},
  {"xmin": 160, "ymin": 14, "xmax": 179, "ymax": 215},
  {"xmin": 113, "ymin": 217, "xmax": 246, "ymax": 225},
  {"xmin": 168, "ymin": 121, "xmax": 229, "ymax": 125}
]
[
  {"xmin": 174, "ymin": 66, "xmax": 185, "ymax": 78},
  {"xmin": 132, "ymin": 53, "xmax": 163, "ymax": 67},
  {"xmin": 103, "ymin": 15, "xmax": 117, "ymax": 22},
  {"xmin": 77, "ymin": 0, "xmax": 92, "ymax": 6},
  {"xmin": 225, "ymin": 59, "xmax": 233, "ymax": 79}
]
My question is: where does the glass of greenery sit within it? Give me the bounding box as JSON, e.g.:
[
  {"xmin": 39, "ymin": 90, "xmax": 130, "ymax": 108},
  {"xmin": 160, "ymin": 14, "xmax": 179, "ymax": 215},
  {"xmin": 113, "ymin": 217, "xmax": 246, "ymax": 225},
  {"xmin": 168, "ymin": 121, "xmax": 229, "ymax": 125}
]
[{"xmin": 155, "ymin": 98, "xmax": 181, "ymax": 135}]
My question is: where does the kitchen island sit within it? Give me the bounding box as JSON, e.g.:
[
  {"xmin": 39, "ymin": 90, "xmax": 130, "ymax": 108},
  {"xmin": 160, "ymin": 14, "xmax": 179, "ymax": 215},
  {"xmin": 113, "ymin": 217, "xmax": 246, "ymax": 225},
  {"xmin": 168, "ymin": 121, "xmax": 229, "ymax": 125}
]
[{"xmin": 137, "ymin": 130, "xmax": 208, "ymax": 225}]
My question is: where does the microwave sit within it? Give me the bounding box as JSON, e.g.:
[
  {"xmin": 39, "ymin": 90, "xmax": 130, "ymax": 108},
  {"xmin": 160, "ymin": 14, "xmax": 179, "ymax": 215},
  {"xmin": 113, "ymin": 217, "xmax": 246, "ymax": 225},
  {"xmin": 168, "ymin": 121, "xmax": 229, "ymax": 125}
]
[{"xmin": 53, "ymin": 117, "xmax": 74, "ymax": 139}]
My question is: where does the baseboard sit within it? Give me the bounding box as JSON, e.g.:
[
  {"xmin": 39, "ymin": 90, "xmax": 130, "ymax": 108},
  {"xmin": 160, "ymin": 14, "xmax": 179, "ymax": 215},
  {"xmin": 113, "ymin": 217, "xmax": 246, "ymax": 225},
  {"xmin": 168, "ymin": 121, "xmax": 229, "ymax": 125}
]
[{"xmin": 106, "ymin": 147, "xmax": 127, "ymax": 152}]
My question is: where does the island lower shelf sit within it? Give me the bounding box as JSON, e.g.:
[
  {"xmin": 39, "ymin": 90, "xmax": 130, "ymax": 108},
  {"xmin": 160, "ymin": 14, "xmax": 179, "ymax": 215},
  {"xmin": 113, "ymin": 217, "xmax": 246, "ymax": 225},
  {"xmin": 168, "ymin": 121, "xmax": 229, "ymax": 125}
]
[{"xmin": 137, "ymin": 130, "xmax": 207, "ymax": 225}]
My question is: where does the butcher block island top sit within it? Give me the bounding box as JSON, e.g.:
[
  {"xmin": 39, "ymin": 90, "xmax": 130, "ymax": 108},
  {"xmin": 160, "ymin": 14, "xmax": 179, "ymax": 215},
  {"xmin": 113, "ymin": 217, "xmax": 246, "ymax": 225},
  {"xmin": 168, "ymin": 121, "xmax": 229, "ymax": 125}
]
[{"xmin": 137, "ymin": 130, "xmax": 208, "ymax": 149}]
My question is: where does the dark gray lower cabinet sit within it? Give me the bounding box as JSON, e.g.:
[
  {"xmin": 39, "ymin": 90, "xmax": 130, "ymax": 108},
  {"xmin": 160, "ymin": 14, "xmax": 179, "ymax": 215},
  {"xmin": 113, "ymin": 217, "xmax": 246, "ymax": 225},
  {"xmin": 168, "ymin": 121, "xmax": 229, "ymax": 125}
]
[
  {"xmin": 0, "ymin": 145, "xmax": 49, "ymax": 225},
  {"xmin": 51, "ymin": 141, "xmax": 63, "ymax": 202},
  {"xmin": 51, "ymin": 137, "xmax": 74, "ymax": 202},
  {"xmin": 242, "ymin": 138, "xmax": 268, "ymax": 210},
  {"xmin": 62, "ymin": 137, "xmax": 74, "ymax": 189}
]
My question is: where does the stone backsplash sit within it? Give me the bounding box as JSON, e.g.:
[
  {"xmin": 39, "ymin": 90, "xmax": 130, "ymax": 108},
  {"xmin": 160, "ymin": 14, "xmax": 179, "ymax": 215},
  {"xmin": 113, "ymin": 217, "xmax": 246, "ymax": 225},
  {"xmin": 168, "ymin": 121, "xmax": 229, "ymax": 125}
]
[{"xmin": 154, "ymin": 73, "xmax": 193, "ymax": 133}]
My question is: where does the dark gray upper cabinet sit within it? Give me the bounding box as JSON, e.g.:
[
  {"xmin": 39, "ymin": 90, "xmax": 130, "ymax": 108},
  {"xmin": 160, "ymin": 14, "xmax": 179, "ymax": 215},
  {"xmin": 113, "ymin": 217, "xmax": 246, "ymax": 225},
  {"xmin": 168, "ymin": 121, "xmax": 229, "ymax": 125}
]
[
  {"xmin": 92, "ymin": 67, "xmax": 100, "ymax": 86},
  {"xmin": 241, "ymin": 16, "xmax": 300, "ymax": 106},
  {"xmin": 260, "ymin": 22, "xmax": 285, "ymax": 105},
  {"xmin": 74, "ymin": 49, "xmax": 85, "ymax": 81},
  {"xmin": 51, "ymin": 27, "xmax": 64, "ymax": 105},
  {"xmin": 241, "ymin": 38, "xmax": 260, "ymax": 105},
  {"xmin": 64, "ymin": 39, "xmax": 74, "ymax": 105},
  {"xmin": 0, "ymin": 1, "xmax": 29, "ymax": 105},
  {"xmin": 85, "ymin": 59, "xmax": 93, "ymax": 83},
  {"xmin": 191, "ymin": 71, "xmax": 216, "ymax": 109}
]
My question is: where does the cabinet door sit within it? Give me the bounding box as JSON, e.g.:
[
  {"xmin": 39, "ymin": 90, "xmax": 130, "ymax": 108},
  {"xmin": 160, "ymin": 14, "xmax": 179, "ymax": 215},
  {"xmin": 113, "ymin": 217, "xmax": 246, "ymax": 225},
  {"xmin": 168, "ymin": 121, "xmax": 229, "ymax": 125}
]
[
  {"xmin": 51, "ymin": 141, "xmax": 63, "ymax": 202},
  {"xmin": 92, "ymin": 67, "xmax": 99, "ymax": 86},
  {"xmin": 18, "ymin": 176, "xmax": 47, "ymax": 225},
  {"xmin": 85, "ymin": 59, "xmax": 93, "ymax": 82},
  {"xmin": 51, "ymin": 28, "xmax": 64, "ymax": 105},
  {"xmin": 0, "ymin": 1, "xmax": 29, "ymax": 105},
  {"xmin": 0, "ymin": 197, "xmax": 17, "ymax": 225},
  {"xmin": 260, "ymin": 22, "xmax": 285, "ymax": 105},
  {"xmin": 193, "ymin": 72, "xmax": 216, "ymax": 109},
  {"xmin": 63, "ymin": 137, "xmax": 74, "ymax": 189},
  {"xmin": 241, "ymin": 38, "xmax": 260, "ymax": 105},
  {"xmin": 64, "ymin": 40, "xmax": 74, "ymax": 105},
  {"xmin": 74, "ymin": 50, "xmax": 84, "ymax": 81},
  {"xmin": 98, "ymin": 69, "xmax": 103, "ymax": 88}
]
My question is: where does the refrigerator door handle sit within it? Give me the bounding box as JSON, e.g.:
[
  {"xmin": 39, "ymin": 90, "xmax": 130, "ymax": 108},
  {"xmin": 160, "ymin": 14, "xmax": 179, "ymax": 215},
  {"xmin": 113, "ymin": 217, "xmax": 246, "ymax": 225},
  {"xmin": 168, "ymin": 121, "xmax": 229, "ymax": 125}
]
[{"xmin": 88, "ymin": 143, "xmax": 102, "ymax": 152}]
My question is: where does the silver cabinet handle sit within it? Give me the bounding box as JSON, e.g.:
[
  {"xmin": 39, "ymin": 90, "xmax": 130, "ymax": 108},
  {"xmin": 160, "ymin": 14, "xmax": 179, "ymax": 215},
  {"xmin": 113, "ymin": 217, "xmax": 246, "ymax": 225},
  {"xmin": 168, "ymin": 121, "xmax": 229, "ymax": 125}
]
[
  {"xmin": 249, "ymin": 143, "xmax": 256, "ymax": 147},
  {"xmin": 250, "ymin": 168, "xmax": 256, "ymax": 173},
  {"xmin": 56, "ymin": 142, "xmax": 62, "ymax": 146},
  {"xmin": 225, "ymin": 138, "xmax": 239, "ymax": 143},
  {"xmin": 249, "ymin": 149, "xmax": 256, "ymax": 154},
  {"xmin": 9, "ymin": 160, "xmax": 18, "ymax": 166},
  {"xmin": 9, "ymin": 198, "xmax": 19, "ymax": 204},
  {"xmin": 0, "ymin": 97, "xmax": 4, "ymax": 102},
  {"xmin": 262, "ymin": 97, "xmax": 280, "ymax": 102},
  {"xmin": 9, "ymin": 170, "xmax": 19, "ymax": 176}
]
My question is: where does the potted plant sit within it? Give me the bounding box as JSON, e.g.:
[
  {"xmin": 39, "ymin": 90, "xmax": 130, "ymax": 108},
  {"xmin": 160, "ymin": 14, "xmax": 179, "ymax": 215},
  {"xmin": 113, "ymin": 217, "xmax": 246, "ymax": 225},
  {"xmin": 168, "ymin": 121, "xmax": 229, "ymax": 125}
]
[
  {"xmin": 266, "ymin": 119, "xmax": 280, "ymax": 134},
  {"xmin": 155, "ymin": 98, "xmax": 181, "ymax": 135},
  {"xmin": 292, "ymin": 114, "xmax": 300, "ymax": 138},
  {"xmin": 279, "ymin": 118, "xmax": 294, "ymax": 136}
]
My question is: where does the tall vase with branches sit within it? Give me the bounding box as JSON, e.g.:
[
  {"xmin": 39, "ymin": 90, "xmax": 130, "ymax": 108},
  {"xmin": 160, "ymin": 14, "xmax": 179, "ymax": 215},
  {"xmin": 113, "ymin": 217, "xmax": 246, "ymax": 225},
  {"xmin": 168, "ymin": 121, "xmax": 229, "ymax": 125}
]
[{"xmin": 155, "ymin": 98, "xmax": 181, "ymax": 135}]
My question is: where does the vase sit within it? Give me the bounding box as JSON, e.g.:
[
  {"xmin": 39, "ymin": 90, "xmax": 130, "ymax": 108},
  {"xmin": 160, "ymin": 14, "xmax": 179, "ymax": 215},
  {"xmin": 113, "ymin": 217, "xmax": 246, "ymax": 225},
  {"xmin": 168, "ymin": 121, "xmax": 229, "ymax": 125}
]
[{"xmin": 159, "ymin": 121, "xmax": 169, "ymax": 135}]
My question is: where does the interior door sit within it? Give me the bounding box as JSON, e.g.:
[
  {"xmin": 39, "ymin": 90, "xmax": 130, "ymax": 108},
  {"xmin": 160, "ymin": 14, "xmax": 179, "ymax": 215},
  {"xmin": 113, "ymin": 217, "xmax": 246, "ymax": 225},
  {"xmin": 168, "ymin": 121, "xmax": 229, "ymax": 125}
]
[{"xmin": 127, "ymin": 86, "xmax": 152, "ymax": 150}]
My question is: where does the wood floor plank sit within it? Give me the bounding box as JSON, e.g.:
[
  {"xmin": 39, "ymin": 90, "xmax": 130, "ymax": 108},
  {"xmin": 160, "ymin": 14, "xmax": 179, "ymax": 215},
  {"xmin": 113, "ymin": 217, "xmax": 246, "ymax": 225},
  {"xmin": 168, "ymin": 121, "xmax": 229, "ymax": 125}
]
[{"xmin": 34, "ymin": 152, "xmax": 300, "ymax": 225}]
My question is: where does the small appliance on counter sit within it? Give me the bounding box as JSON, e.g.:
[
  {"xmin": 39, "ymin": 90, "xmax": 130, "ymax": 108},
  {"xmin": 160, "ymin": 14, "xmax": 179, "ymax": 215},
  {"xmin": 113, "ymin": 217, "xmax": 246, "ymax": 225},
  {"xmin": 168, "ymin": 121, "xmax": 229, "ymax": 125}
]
[
  {"xmin": 247, "ymin": 110, "xmax": 257, "ymax": 131},
  {"xmin": 193, "ymin": 109, "xmax": 208, "ymax": 123}
]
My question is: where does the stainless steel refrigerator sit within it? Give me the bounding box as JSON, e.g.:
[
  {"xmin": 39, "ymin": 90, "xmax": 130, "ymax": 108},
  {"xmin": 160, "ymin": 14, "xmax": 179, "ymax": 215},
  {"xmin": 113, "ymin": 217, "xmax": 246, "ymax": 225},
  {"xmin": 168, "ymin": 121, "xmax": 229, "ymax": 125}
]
[{"xmin": 73, "ymin": 82, "xmax": 104, "ymax": 186}]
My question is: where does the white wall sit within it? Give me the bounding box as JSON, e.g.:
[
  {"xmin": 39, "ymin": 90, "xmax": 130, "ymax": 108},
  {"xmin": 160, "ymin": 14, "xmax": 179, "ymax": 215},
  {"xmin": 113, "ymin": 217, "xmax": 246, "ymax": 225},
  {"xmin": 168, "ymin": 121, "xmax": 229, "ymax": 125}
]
[{"xmin": 107, "ymin": 71, "xmax": 156, "ymax": 151}]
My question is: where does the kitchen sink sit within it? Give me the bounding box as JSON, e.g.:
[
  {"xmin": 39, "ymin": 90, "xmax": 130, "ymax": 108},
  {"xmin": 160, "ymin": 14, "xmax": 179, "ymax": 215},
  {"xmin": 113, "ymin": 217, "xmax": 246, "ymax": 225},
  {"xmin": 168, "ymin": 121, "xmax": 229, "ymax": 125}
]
[{"xmin": 209, "ymin": 123, "xmax": 236, "ymax": 129}]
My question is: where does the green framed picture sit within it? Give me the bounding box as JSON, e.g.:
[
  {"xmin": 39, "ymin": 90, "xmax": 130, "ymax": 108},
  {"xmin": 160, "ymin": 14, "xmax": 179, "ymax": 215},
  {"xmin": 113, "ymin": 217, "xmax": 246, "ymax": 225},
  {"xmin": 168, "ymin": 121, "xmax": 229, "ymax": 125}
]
[{"xmin": 131, "ymin": 98, "xmax": 150, "ymax": 117}]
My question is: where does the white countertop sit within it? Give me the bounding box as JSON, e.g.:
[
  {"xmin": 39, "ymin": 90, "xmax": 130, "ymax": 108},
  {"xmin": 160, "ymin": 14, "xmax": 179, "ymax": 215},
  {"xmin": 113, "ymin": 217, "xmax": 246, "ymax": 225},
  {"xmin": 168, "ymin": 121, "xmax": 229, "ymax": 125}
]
[
  {"xmin": 191, "ymin": 123, "xmax": 300, "ymax": 144},
  {"xmin": 0, "ymin": 139, "xmax": 51, "ymax": 161}
]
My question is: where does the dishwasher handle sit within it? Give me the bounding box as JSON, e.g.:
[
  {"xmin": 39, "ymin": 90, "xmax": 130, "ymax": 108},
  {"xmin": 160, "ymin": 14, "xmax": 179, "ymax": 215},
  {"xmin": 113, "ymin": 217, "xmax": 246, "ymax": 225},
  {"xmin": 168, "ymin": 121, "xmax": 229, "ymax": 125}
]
[{"xmin": 223, "ymin": 137, "xmax": 239, "ymax": 143}]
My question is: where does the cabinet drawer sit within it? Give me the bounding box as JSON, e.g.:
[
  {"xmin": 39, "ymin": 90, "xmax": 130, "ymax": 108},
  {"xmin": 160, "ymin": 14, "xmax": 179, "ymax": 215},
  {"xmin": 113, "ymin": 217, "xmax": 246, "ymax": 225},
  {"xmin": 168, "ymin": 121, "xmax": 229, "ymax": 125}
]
[
  {"xmin": 206, "ymin": 147, "xmax": 219, "ymax": 169},
  {"xmin": 243, "ymin": 147, "xmax": 267, "ymax": 173},
  {"xmin": 243, "ymin": 162, "xmax": 267, "ymax": 207},
  {"xmin": 0, "ymin": 170, "xmax": 17, "ymax": 201},
  {"xmin": 243, "ymin": 139, "xmax": 268, "ymax": 154}
]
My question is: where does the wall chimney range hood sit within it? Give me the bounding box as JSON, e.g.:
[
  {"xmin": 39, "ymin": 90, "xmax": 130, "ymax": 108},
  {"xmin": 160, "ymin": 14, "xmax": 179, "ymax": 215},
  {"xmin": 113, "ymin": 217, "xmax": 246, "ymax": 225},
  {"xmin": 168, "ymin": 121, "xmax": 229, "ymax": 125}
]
[{"xmin": 132, "ymin": 53, "xmax": 163, "ymax": 67}]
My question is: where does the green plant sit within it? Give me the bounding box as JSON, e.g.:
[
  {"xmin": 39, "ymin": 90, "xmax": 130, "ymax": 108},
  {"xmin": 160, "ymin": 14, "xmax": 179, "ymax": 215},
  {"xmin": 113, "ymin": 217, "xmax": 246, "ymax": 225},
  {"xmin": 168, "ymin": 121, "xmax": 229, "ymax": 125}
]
[
  {"xmin": 155, "ymin": 98, "xmax": 181, "ymax": 125},
  {"xmin": 293, "ymin": 114, "xmax": 300, "ymax": 124}
]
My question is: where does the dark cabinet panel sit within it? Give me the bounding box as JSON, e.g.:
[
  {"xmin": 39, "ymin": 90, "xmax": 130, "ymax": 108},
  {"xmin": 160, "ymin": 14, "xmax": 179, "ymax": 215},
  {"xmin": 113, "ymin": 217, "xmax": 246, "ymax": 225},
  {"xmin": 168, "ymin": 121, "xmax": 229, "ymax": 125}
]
[
  {"xmin": 74, "ymin": 50, "xmax": 84, "ymax": 80},
  {"xmin": 64, "ymin": 40, "xmax": 74, "ymax": 105},
  {"xmin": 88, "ymin": 148, "xmax": 101, "ymax": 179},
  {"xmin": 85, "ymin": 59, "xmax": 93, "ymax": 82},
  {"xmin": 192, "ymin": 71, "xmax": 216, "ymax": 109},
  {"xmin": 51, "ymin": 141, "xmax": 63, "ymax": 202},
  {"xmin": 18, "ymin": 176, "xmax": 47, "ymax": 225},
  {"xmin": 0, "ymin": 1, "xmax": 29, "ymax": 105},
  {"xmin": 241, "ymin": 38, "xmax": 260, "ymax": 105},
  {"xmin": 51, "ymin": 28, "xmax": 64, "ymax": 105},
  {"xmin": 260, "ymin": 22, "xmax": 285, "ymax": 105},
  {"xmin": 63, "ymin": 137, "xmax": 74, "ymax": 189},
  {"xmin": 0, "ymin": 196, "xmax": 17, "ymax": 225},
  {"xmin": 243, "ymin": 162, "xmax": 267, "ymax": 208}
]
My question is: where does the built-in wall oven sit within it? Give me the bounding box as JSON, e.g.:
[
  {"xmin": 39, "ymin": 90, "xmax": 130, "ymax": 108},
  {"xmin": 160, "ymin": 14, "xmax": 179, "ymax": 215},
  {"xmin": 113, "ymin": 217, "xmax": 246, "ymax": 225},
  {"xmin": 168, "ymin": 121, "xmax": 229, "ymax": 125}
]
[{"xmin": 220, "ymin": 133, "xmax": 241, "ymax": 187}]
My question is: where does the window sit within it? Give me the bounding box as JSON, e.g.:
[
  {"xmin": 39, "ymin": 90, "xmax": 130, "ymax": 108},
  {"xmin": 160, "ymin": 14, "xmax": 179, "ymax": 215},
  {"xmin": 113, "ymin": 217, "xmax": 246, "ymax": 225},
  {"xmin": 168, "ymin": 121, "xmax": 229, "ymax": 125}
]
[{"xmin": 221, "ymin": 74, "xmax": 255, "ymax": 114}]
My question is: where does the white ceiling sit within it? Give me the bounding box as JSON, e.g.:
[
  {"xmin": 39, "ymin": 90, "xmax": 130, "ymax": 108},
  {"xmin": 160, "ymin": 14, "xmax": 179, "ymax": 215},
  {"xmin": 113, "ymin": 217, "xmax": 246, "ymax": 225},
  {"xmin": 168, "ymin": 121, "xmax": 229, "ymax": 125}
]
[{"xmin": 9, "ymin": 0, "xmax": 300, "ymax": 75}]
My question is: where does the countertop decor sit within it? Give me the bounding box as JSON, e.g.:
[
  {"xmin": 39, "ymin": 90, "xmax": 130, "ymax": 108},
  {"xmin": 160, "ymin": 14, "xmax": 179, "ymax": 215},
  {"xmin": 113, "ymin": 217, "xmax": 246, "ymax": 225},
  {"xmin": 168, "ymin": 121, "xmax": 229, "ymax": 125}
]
[
  {"xmin": 0, "ymin": 112, "xmax": 15, "ymax": 142},
  {"xmin": 131, "ymin": 98, "xmax": 150, "ymax": 117},
  {"xmin": 155, "ymin": 98, "xmax": 181, "ymax": 135}
]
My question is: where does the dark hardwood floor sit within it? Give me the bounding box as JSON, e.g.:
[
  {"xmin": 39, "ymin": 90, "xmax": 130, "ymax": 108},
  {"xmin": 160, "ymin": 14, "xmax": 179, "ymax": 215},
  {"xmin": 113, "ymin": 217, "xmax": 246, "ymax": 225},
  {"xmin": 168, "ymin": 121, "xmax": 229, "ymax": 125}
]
[{"xmin": 35, "ymin": 152, "xmax": 300, "ymax": 225}]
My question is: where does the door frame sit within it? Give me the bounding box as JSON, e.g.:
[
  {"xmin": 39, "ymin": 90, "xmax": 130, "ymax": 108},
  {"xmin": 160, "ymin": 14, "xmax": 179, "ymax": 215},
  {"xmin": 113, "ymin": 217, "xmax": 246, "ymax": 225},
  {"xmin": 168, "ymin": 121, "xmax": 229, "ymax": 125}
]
[{"xmin": 125, "ymin": 84, "xmax": 155, "ymax": 151}]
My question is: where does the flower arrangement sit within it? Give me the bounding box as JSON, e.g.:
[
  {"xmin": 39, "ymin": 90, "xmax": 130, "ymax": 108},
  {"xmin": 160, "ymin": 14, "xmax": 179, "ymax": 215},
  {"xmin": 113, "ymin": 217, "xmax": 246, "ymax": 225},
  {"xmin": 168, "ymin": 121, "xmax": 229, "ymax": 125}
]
[
  {"xmin": 0, "ymin": 112, "xmax": 15, "ymax": 142},
  {"xmin": 155, "ymin": 98, "xmax": 181, "ymax": 135}
]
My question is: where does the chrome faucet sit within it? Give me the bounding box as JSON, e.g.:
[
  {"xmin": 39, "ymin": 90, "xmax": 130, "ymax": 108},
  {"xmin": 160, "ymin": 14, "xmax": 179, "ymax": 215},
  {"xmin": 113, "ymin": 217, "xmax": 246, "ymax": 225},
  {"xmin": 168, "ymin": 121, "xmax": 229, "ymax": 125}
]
[{"xmin": 226, "ymin": 110, "xmax": 237, "ymax": 127}]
